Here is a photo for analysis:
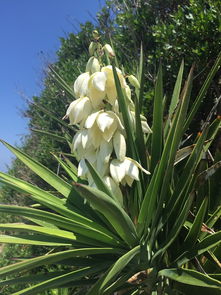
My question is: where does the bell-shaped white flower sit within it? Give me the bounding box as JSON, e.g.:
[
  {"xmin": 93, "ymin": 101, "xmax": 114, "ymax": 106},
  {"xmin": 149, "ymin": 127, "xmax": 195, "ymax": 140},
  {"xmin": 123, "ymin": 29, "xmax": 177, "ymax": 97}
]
[
  {"xmin": 89, "ymin": 41, "xmax": 96, "ymax": 56},
  {"xmin": 141, "ymin": 120, "xmax": 152, "ymax": 134},
  {"xmin": 110, "ymin": 159, "xmax": 127, "ymax": 183},
  {"xmin": 96, "ymin": 111, "xmax": 118, "ymax": 142},
  {"xmin": 74, "ymin": 72, "xmax": 90, "ymax": 98},
  {"xmin": 87, "ymin": 123, "xmax": 103, "ymax": 148},
  {"xmin": 66, "ymin": 97, "xmax": 92, "ymax": 125},
  {"xmin": 130, "ymin": 111, "xmax": 152, "ymax": 134},
  {"xmin": 113, "ymin": 130, "xmax": 126, "ymax": 161},
  {"xmin": 72, "ymin": 129, "xmax": 94, "ymax": 160},
  {"xmin": 103, "ymin": 44, "xmax": 115, "ymax": 57},
  {"xmin": 86, "ymin": 57, "xmax": 100, "ymax": 74},
  {"xmin": 87, "ymin": 72, "xmax": 107, "ymax": 108},
  {"xmin": 110, "ymin": 157, "xmax": 150, "ymax": 186},
  {"xmin": 101, "ymin": 66, "xmax": 127, "ymax": 105},
  {"xmin": 85, "ymin": 111, "xmax": 123, "ymax": 146},
  {"xmin": 72, "ymin": 129, "xmax": 90, "ymax": 151},
  {"xmin": 78, "ymin": 159, "xmax": 88, "ymax": 177},
  {"xmin": 123, "ymin": 85, "xmax": 135, "ymax": 109},
  {"xmin": 97, "ymin": 139, "xmax": 113, "ymax": 163},
  {"xmin": 84, "ymin": 111, "xmax": 103, "ymax": 148}
]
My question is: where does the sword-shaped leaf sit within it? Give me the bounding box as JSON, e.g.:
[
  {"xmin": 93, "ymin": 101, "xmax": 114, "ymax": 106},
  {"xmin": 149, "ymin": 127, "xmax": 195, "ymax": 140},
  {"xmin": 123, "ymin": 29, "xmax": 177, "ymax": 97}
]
[
  {"xmin": 11, "ymin": 264, "xmax": 108, "ymax": 295},
  {"xmin": 73, "ymin": 183, "xmax": 138, "ymax": 247},
  {"xmin": 0, "ymin": 140, "xmax": 71, "ymax": 197},
  {"xmin": 159, "ymin": 268, "xmax": 221, "ymax": 289},
  {"xmin": 0, "ymin": 248, "xmax": 123, "ymax": 277},
  {"xmin": 100, "ymin": 245, "xmax": 140, "ymax": 292},
  {"xmin": 175, "ymin": 231, "xmax": 221, "ymax": 266},
  {"xmin": 0, "ymin": 173, "xmax": 117, "ymax": 240}
]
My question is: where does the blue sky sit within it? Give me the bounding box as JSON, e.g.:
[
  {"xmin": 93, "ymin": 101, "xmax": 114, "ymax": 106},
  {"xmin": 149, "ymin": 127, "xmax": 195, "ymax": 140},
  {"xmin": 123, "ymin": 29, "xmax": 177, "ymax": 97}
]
[{"xmin": 0, "ymin": 0, "xmax": 105, "ymax": 171}]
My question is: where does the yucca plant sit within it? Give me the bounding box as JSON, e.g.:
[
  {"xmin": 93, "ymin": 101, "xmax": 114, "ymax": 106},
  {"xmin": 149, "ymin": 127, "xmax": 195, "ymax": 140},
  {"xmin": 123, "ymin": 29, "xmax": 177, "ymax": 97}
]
[{"xmin": 0, "ymin": 35, "xmax": 220, "ymax": 295}]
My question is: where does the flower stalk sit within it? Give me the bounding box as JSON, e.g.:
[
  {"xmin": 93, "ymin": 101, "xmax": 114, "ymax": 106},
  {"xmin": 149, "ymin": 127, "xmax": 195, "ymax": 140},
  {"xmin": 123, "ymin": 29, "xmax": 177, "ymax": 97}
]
[{"xmin": 65, "ymin": 41, "xmax": 151, "ymax": 198}]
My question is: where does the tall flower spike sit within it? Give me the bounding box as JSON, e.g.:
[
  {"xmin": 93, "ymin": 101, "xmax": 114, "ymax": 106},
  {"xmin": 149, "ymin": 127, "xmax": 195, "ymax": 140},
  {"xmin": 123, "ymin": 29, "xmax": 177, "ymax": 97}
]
[{"xmin": 66, "ymin": 40, "xmax": 151, "ymax": 189}]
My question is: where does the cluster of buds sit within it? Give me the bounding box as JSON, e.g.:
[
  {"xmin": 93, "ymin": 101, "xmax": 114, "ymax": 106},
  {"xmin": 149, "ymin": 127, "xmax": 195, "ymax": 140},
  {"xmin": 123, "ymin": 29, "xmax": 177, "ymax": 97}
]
[{"xmin": 65, "ymin": 38, "xmax": 151, "ymax": 199}]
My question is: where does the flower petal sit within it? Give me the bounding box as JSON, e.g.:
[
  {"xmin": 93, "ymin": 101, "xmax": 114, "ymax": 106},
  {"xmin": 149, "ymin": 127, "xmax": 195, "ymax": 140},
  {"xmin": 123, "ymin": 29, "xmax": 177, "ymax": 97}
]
[
  {"xmin": 110, "ymin": 159, "xmax": 126, "ymax": 183},
  {"xmin": 72, "ymin": 131, "xmax": 82, "ymax": 151},
  {"xmin": 125, "ymin": 157, "xmax": 151, "ymax": 175},
  {"xmin": 85, "ymin": 111, "xmax": 101, "ymax": 129},
  {"xmin": 98, "ymin": 140, "xmax": 113, "ymax": 163},
  {"xmin": 88, "ymin": 124, "xmax": 103, "ymax": 148},
  {"xmin": 84, "ymin": 147, "xmax": 97, "ymax": 164},
  {"xmin": 68, "ymin": 97, "xmax": 92, "ymax": 125},
  {"xmin": 141, "ymin": 120, "xmax": 152, "ymax": 134},
  {"xmin": 96, "ymin": 159, "xmax": 109, "ymax": 177},
  {"xmin": 124, "ymin": 175, "xmax": 135, "ymax": 187},
  {"xmin": 92, "ymin": 72, "xmax": 107, "ymax": 92},
  {"xmin": 74, "ymin": 72, "xmax": 90, "ymax": 98},
  {"xmin": 81, "ymin": 129, "xmax": 90, "ymax": 149},
  {"xmin": 123, "ymin": 158, "xmax": 139, "ymax": 181},
  {"xmin": 113, "ymin": 131, "xmax": 126, "ymax": 161},
  {"xmin": 78, "ymin": 159, "xmax": 88, "ymax": 177},
  {"xmin": 96, "ymin": 112, "xmax": 114, "ymax": 133}
]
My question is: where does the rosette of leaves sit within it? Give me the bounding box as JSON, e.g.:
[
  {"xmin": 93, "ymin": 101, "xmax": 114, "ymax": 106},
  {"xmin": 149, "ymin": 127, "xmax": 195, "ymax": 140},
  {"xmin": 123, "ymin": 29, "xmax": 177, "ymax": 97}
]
[{"xmin": 0, "ymin": 47, "xmax": 220, "ymax": 295}]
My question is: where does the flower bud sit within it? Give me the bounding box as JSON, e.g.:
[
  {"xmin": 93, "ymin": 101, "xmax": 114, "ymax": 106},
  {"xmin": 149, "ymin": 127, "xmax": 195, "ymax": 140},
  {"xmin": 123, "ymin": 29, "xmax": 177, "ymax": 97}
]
[
  {"xmin": 103, "ymin": 44, "xmax": 115, "ymax": 57},
  {"xmin": 89, "ymin": 41, "xmax": 97, "ymax": 56},
  {"xmin": 128, "ymin": 75, "xmax": 140, "ymax": 89},
  {"xmin": 86, "ymin": 57, "xmax": 100, "ymax": 74},
  {"xmin": 92, "ymin": 30, "xmax": 100, "ymax": 40}
]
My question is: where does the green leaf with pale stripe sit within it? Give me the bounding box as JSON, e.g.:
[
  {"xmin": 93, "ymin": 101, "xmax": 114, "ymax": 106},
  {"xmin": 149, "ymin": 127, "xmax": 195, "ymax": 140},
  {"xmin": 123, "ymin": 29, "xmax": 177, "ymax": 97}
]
[
  {"xmin": 85, "ymin": 160, "xmax": 122, "ymax": 206},
  {"xmin": 52, "ymin": 153, "xmax": 78, "ymax": 181},
  {"xmin": 159, "ymin": 268, "xmax": 221, "ymax": 289},
  {"xmin": 183, "ymin": 197, "xmax": 208, "ymax": 249},
  {"xmin": 0, "ymin": 248, "xmax": 123, "ymax": 277},
  {"xmin": 112, "ymin": 63, "xmax": 137, "ymax": 160},
  {"xmin": 0, "ymin": 234, "xmax": 73, "ymax": 246},
  {"xmin": 0, "ymin": 174, "xmax": 118, "ymax": 241},
  {"xmin": 175, "ymin": 231, "xmax": 221, "ymax": 266},
  {"xmin": 0, "ymin": 223, "xmax": 106, "ymax": 246},
  {"xmin": 150, "ymin": 63, "xmax": 163, "ymax": 173},
  {"xmin": 0, "ymin": 140, "xmax": 71, "ymax": 197},
  {"xmin": 11, "ymin": 264, "xmax": 108, "ymax": 295},
  {"xmin": 48, "ymin": 64, "xmax": 76, "ymax": 98},
  {"xmin": 100, "ymin": 245, "xmax": 140, "ymax": 292},
  {"xmin": 0, "ymin": 272, "xmax": 69, "ymax": 286},
  {"xmin": 138, "ymin": 66, "xmax": 194, "ymax": 230},
  {"xmin": 152, "ymin": 195, "xmax": 193, "ymax": 262},
  {"xmin": 73, "ymin": 183, "xmax": 138, "ymax": 247},
  {"xmin": 164, "ymin": 60, "xmax": 184, "ymax": 136},
  {"xmin": 0, "ymin": 205, "xmax": 119, "ymax": 246}
]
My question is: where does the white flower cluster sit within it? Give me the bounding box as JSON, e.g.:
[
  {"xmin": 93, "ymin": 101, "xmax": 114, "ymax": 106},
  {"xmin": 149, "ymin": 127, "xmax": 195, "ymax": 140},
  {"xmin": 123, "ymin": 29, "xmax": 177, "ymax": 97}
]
[{"xmin": 65, "ymin": 44, "xmax": 151, "ymax": 198}]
